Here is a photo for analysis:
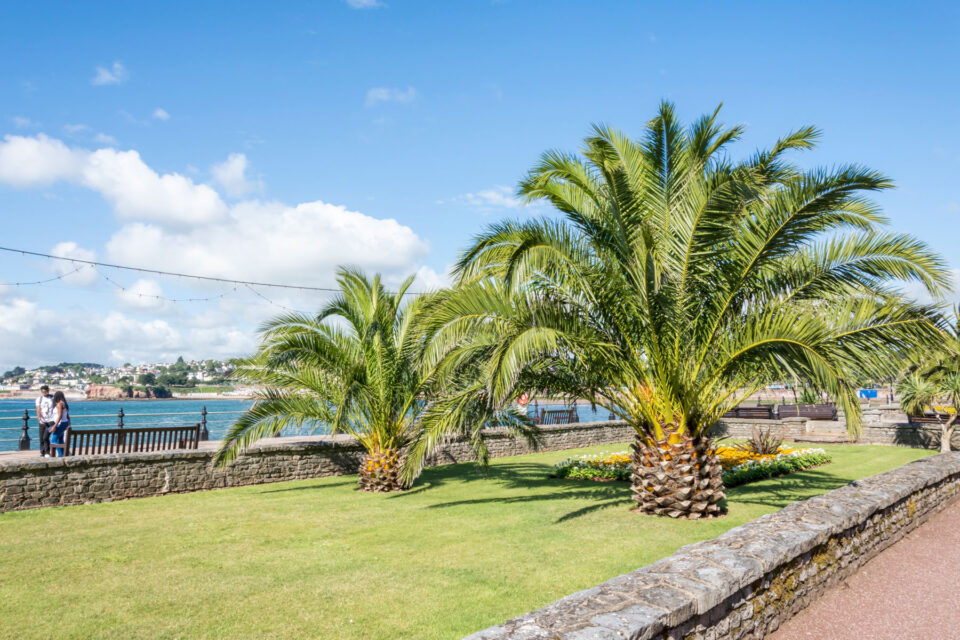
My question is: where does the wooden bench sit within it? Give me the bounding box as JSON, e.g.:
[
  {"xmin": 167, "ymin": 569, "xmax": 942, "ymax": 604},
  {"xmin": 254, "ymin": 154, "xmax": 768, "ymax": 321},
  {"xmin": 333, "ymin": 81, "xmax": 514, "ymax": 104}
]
[
  {"xmin": 777, "ymin": 404, "xmax": 837, "ymax": 420},
  {"xmin": 722, "ymin": 406, "xmax": 775, "ymax": 420},
  {"xmin": 908, "ymin": 414, "xmax": 952, "ymax": 426},
  {"xmin": 532, "ymin": 408, "xmax": 580, "ymax": 425},
  {"xmin": 51, "ymin": 424, "xmax": 201, "ymax": 456}
]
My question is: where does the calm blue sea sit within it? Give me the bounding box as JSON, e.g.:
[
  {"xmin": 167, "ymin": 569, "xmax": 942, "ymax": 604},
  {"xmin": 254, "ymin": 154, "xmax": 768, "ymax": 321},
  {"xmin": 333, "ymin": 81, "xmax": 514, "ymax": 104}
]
[{"xmin": 0, "ymin": 397, "xmax": 611, "ymax": 453}]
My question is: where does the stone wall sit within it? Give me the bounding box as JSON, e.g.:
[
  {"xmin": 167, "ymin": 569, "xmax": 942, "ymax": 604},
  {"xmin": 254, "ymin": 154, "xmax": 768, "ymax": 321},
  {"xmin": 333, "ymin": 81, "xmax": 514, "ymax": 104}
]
[
  {"xmin": 0, "ymin": 420, "xmax": 635, "ymax": 513},
  {"xmin": 715, "ymin": 406, "xmax": 960, "ymax": 450},
  {"xmin": 711, "ymin": 417, "xmax": 808, "ymax": 440},
  {"xmin": 465, "ymin": 452, "xmax": 960, "ymax": 640},
  {"xmin": 860, "ymin": 424, "xmax": 960, "ymax": 449}
]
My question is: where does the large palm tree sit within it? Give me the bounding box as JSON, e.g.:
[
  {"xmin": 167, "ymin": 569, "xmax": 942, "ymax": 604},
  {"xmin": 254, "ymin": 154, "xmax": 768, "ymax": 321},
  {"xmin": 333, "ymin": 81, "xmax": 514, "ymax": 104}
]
[
  {"xmin": 439, "ymin": 102, "xmax": 948, "ymax": 518},
  {"xmin": 215, "ymin": 268, "xmax": 533, "ymax": 492}
]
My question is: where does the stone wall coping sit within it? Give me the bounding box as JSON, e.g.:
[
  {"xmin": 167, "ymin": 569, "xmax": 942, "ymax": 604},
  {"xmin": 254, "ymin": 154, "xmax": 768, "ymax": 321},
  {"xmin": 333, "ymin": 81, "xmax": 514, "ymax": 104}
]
[
  {"xmin": 717, "ymin": 417, "xmax": 789, "ymax": 425},
  {"xmin": 0, "ymin": 419, "xmax": 633, "ymax": 475},
  {"xmin": 465, "ymin": 452, "xmax": 960, "ymax": 639}
]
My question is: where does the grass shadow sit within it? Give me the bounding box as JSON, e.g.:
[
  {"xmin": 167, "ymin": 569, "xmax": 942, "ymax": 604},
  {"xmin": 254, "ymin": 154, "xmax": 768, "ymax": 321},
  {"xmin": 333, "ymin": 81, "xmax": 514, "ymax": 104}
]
[
  {"xmin": 413, "ymin": 461, "xmax": 633, "ymax": 521},
  {"xmin": 726, "ymin": 468, "xmax": 851, "ymax": 509},
  {"xmin": 260, "ymin": 478, "xmax": 357, "ymax": 493}
]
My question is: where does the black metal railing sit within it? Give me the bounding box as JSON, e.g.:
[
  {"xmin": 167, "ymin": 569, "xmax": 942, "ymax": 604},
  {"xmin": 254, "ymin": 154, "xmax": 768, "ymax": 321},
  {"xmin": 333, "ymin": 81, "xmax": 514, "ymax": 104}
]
[{"xmin": 0, "ymin": 406, "xmax": 248, "ymax": 451}]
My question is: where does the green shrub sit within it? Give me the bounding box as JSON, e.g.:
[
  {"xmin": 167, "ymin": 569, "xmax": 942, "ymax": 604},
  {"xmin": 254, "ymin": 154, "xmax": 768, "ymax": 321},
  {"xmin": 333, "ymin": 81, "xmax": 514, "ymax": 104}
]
[{"xmin": 722, "ymin": 451, "xmax": 831, "ymax": 488}]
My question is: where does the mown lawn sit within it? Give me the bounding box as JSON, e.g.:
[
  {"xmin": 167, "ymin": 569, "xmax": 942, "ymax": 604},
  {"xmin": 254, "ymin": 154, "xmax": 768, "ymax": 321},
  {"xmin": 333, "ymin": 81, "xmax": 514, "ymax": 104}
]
[{"xmin": 0, "ymin": 443, "xmax": 934, "ymax": 640}]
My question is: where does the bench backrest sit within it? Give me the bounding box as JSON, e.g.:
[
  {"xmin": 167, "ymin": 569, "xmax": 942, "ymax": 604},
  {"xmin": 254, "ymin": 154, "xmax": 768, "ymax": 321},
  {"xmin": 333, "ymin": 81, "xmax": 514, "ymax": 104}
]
[
  {"xmin": 722, "ymin": 406, "xmax": 774, "ymax": 420},
  {"xmin": 535, "ymin": 408, "xmax": 580, "ymax": 425},
  {"xmin": 64, "ymin": 424, "xmax": 201, "ymax": 456},
  {"xmin": 777, "ymin": 404, "xmax": 837, "ymax": 420},
  {"xmin": 908, "ymin": 414, "xmax": 951, "ymax": 426}
]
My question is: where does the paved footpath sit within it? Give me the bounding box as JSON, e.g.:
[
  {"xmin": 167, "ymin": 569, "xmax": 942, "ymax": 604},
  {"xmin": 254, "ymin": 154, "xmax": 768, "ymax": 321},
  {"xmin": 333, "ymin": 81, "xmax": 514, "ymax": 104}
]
[{"xmin": 772, "ymin": 498, "xmax": 960, "ymax": 640}]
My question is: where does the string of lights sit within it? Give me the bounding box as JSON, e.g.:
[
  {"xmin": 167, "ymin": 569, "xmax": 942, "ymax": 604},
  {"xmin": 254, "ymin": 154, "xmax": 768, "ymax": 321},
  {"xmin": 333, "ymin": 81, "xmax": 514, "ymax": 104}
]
[
  {"xmin": 97, "ymin": 270, "xmax": 236, "ymax": 304},
  {"xmin": 4, "ymin": 256, "xmax": 314, "ymax": 313},
  {"xmin": 0, "ymin": 245, "xmax": 426, "ymax": 295},
  {"xmin": 9, "ymin": 264, "xmax": 91, "ymax": 286},
  {"xmin": 244, "ymin": 284, "xmax": 309, "ymax": 314}
]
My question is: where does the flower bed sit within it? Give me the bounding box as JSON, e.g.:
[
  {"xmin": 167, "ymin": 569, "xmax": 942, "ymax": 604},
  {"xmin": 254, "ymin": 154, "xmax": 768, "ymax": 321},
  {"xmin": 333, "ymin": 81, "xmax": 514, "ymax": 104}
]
[{"xmin": 552, "ymin": 446, "xmax": 831, "ymax": 487}]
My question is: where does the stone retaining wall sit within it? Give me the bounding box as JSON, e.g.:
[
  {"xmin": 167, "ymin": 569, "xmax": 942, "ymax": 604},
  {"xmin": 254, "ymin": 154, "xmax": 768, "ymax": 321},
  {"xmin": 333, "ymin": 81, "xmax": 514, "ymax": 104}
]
[
  {"xmin": 0, "ymin": 420, "xmax": 635, "ymax": 513},
  {"xmin": 465, "ymin": 452, "xmax": 960, "ymax": 640},
  {"xmin": 860, "ymin": 424, "xmax": 960, "ymax": 449},
  {"xmin": 715, "ymin": 410, "xmax": 960, "ymax": 450},
  {"xmin": 712, "ymin": 418, "xmax": 808, "ymax": 440}
]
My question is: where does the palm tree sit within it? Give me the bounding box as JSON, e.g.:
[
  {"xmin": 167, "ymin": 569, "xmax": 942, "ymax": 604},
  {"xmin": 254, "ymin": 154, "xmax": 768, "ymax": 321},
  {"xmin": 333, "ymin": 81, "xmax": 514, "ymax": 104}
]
[
  {"xmin": 214, "ymin": 269, "xmax": 434, "ymax": 492},
  {"xmin": 441, "ymin": 102, "xmax": 948, "ymax": 518},
  {"xmin": 897, "ymin": 308, "xmax": 960, "ymax": 452},
  {"xmin": 215, "ymin": 268, "xmax": 534, "ymax": 492}
]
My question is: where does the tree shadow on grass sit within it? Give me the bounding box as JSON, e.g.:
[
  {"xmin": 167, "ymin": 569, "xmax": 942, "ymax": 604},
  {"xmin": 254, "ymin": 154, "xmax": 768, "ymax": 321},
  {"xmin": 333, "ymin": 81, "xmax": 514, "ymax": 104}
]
[
  {"xmin": 259, "ymin": 478, "xmax": 357, "ymax": 493},
  {"xmin": 402, "ymin": 462, "xmax": 633, "ymax": 522},
  {"xmin": 726, "ymin": 469, "xmax": 853, "ymax": 509},
  {"xmin": 394, "ymin": 461, "xmax": 611, "ymax": 495}
]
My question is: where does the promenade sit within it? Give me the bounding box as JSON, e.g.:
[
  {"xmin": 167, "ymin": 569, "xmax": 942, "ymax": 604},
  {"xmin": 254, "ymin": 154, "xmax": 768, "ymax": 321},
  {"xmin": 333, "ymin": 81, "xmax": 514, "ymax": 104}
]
[{"xmin": 773, "ymin": 497, "xmax": 960, "ymax": 639}]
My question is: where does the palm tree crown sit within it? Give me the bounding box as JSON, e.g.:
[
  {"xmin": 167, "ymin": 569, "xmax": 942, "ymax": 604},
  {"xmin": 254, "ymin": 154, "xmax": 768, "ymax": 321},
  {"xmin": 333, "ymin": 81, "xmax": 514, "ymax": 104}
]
[
  {"xmin": 449, "ymin": 102, "xmax": 948, "ymax": 442},
  {"xmin": 215, "ymin": 269, "xmax": 431, "ymax": 489}
]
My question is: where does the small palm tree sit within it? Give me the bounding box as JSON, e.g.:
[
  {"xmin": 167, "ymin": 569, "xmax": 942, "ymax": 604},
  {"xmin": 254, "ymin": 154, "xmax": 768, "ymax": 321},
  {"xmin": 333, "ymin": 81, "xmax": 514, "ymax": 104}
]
[
  {"xmin": 216, "ymin": 268, "xmax": 534, "ymax": 491},
  {"xmin": 446, "ymin": 102, "xmax": 948, "ymax": 518},
  {"xmin": 215, "ymin": 269, "xmax": 432, "ymax": 492},
  {"xmin": 897, "ymin": 308, "xmax": 960, "ymax": 452}
]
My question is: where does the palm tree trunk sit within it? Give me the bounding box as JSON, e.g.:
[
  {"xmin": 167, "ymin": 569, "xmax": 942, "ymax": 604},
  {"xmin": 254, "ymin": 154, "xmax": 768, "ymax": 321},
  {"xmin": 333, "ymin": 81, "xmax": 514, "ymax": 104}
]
[
  {"xmin": 630, "ymin": 434, "xmax": 725, "ymax": 519},
  {"xmin": 358, "ymin": 449, "xmax": 409, "ymax": 492},
  {"xmin": 942, "ymin": 416, "xmax": 957, "ymax": 453}
]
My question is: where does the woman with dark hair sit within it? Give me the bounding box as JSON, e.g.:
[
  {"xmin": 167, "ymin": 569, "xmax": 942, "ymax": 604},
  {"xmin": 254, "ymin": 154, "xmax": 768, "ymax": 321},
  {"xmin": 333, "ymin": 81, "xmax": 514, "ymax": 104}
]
[{"xmin": 48, "ymin": 391, "xmax": 70, "ymax": 457}]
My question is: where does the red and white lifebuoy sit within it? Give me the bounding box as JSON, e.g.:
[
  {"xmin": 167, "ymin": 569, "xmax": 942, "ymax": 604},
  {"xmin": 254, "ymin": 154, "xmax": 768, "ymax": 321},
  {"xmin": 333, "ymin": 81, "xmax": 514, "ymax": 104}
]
[{"xmin": 517, "ymin": 393, "xmax": 529, "ymax": 406}]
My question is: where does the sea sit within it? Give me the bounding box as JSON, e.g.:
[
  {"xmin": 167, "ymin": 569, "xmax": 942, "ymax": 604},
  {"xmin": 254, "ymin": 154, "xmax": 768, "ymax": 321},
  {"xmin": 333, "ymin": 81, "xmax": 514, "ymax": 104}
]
[{"xmin": 0, "ymin": 397, "xmax": 612, "ymax": 454}]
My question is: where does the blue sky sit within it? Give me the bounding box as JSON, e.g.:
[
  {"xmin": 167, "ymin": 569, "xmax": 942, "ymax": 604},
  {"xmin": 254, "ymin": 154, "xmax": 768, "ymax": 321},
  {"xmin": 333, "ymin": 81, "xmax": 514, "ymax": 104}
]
[{"xmin": 0, "ymin": 1, "xmax": 958, "ymax": 368}]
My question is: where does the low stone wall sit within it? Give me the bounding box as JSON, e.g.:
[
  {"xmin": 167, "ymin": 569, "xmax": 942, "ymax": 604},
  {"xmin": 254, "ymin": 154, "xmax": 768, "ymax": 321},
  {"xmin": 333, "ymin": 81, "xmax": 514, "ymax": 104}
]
[
  {"xmin": 0, "ymin": 420, "xmax": 635, "ymax": 513},
  {"xmin": 861, "ymin": 423, "xmax": 960, "ymax": 449},
  {"xmin": 465, "ymin": 452, "xmax": 960, "ymax": 640},
  {"xmin": 715, "ymin": 409, "xmax": 960, "ymax": 450},
  {"xmin": 712, "ymin": 417, "xmax": 808, "ymax": 440}
]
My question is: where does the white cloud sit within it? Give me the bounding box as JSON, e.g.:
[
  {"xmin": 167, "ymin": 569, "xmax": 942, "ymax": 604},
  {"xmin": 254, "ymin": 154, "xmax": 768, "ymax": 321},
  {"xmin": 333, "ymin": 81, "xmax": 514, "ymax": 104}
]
[
  {"xmin": 118, "ymin": 110, "xmax": 147, "ymax": 125},
  {"xmin": 63, "ymin": 123, "xmax": 92, "ymax": 136},
  {"xmin": 0, "ymin": 134, "xmax": 227, "ymax": 226},
  {"xmin": 443, "ymin": 185, "xmax": 525, "ymax": 210},
  {"xmin": 152, "ymin": 108, "xmax": 170, "ymax": 121},
  {"xmin": 105, "ymin": 199, "xmax": 430, "ymax": 288},
  {"xmin": 0, "ymin": 298, "xmax": 37, "ymax": 338},
  {"xmin": 0, "ymin": 136, "xmax": 441, "ymax": 368},
  {"xmin": 114, "ymin": 278, "xmax": 170, "ymax": 311},
  {"xmin": 81, "ymin": 148, "xmax": 226, "ymax": 226},
  {"xmin": 63, "ymin": 125, "xmax": 117, "ymax": 146},
  {"xmin": 101, "ymin": 312, "xmax": 179, "ymax": 349},
  {"xmin": 93, "ymin": 133, "xmax": 119, "ymax": 146},
  {"xmin": 0, "ymin": 295, "xmax": 258, "ymax": 369},
  {"xmin": 50, "ymin": 242, "xmax": 98, "ymax": 286},
  {"xmin": 91, "ymin": 61, "xmax": 129, "ymax": 86},
  {"xmin": 12, "ymin": 116, "xmax": 38, "ymax": 128},
  {"xmin": 0, "ymin": 134, "xmax": 85, "ymax": 187},
  {"xmin": 346, "ymin": 0, "xmax": 384, "ymax": 8},
  {"xmin": 365, "ymin": 86, "xmax": 417, "ymax": 107},
  {"xmin": 413, "ymin": 265, "xmax": 450, "ymax": 292},
  {"xmin": 210, "ymin": 152, "xmax": 262, "ymax": 198}
]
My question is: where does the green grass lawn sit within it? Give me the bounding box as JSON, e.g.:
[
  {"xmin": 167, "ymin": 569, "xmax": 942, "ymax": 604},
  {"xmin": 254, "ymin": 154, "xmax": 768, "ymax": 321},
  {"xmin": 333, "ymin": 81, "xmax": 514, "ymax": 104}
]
[{"xmin": 0, "ymin": 443, "xmax": 934, "ymax": 640}]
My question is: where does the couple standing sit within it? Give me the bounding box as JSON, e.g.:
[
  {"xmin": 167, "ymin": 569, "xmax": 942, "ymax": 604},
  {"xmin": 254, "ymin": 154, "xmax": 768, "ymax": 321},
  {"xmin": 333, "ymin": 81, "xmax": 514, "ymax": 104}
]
[{"xmin": 35, "ymin": 385, "xmax": 70, "ymax": 457}]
